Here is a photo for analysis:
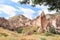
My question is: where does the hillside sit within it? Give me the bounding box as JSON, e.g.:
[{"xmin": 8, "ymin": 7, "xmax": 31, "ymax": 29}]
[
  {"xmin": 0, "ymin": 12, "xmax": 60, "ymax": 32},
  {"xmin": 0, "ymin": 27, "xmax": 60, "ymax": 40},
  {"xmin": 8, "ymin": 15, "xmax": 31, "ymax": 28},
  {"xmin": 0, "ymin": 12, "xmax": 60, "ymax": 40},
  {"xmin": 0, "ymin": 17, "xmax": 13, "ymax": 30}
]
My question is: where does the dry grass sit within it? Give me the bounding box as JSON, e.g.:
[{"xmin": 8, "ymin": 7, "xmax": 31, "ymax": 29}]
[{"xmin": 0, "ymin": 27, "xmax": 60, "ymax": 40}]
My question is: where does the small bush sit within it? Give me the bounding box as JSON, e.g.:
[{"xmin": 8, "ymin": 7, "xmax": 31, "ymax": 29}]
[
  {"xmin": 16, "ymin": 27, "xmax": 23, "ymax": 33},
  {"xmin": 22, "ymin": 27, "xmax": 39, "ymax": 34},
  {"xmin": 44, "ymin": 32, "xmax": 53, "ymax": 36},
  {"xmin": 41, "ymin": 37, "xmax": 46, "ymax": 40},
  {"xmin": 0, "ymin": 33, "xmax": 8, "ymax": 37},
  {"xmin": 49, "ymin": 26, "xmax": 56, "ymax": 34}
]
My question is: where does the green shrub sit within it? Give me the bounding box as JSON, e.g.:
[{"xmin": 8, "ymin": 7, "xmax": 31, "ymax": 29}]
[
  {"xmin": 16, "ymin": 27, "xmax": 23, "ymax": 33},
  {"xmin": 49, "ymin": 26, "xmax": 56, "ymax": 34},
  {"xmin": 0, "ymin": 33, "xmax": 8, "ymax": 37},
  {"xmin": 44, "ymin": 32, "xmax": 53, "ymax": 36},
  {"xmin": 41, "ymin": 37, "xmax": 46, "ymax": 40},
  {"xmin": 22, "ymin": 27, "xmax": 38, "ymax": 34}
]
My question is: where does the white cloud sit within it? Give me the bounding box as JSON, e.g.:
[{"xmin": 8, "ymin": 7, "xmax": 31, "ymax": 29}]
[
  {"xmin": 0, "ymin": 11, "xmax": 2, "ymax": 14},
  {"xmin": 0, "ymin": 4, "xmax": 16, "ymax": 17},
  {"xmin": 36, "ymin": 5, "xmax": 56, "ymax": 15},
  {"xmin": 20, "ymin": 7, "xmax": 35, "ymax": 19},
  {"xmin": 11, "ymin": 0, "xmax": 20, "ymax": 3},
  {"xmin": 38, "ymin": 10, "xmax": 42, "ymax": 15},
  {"xmin": 29, "ymin": 0, "xmax": 33, "ymax": 5},
  {"xmin": 5, "ymin": 17, "xmax": 9, "ymax": 19},
  {"xmin": 0, "ymin": 4, "xmax": 35, "ymax": 19}
]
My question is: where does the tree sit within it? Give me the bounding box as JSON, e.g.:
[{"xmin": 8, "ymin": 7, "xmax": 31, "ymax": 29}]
[{"xmin": 19, "ymin": 0, "xmax": 60, "ymax": 12}]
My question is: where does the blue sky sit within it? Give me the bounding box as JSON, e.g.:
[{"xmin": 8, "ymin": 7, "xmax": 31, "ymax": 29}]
[{"xmin": 0, "ymin": 0, "xmax": 56, "ymax": 19}]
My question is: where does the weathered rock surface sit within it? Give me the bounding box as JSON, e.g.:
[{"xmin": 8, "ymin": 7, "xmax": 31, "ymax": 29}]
[
  {"xmin": 8, "ymin": 15, "xmax": 31, "ymax": 28},
  {"xmin": 0, "ymin": 17, "xmax": 12, "ymax": 30},
  {"xmin": 0, "ymin": 12, "xmax": 60, "ymax": 33}
]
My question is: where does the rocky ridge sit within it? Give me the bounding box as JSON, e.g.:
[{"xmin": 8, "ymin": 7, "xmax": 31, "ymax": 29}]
[{"xmin": 0, "ymin": 12, "xmax": 60, "ymax": 32}]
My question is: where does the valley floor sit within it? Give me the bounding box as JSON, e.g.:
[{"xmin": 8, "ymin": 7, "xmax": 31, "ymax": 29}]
[{"xmin": 0, "ymin": 27, "xmax": 60, "ymax": 40}]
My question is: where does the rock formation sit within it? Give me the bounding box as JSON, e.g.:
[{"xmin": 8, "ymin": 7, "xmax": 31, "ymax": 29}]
[
  {"xmin": 41, "ymin": 11, "xmax": 47, "ymax": 32},
  {"xmin": 0, "ymin": 12, "xmax": 60, "ymax": 33},
  {"xmin": 8, "ymin": 14, "xmax": 31, "ymax": 28},
  {"xmin": 0, "ymin": 17, "xmax": 12, "ymax": 30},
  {"xmin": 30, "ymin": 15, "xmax": 41, "ymax": 27}
]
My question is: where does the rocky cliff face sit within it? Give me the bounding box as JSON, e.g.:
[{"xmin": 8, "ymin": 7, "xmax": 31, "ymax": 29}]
[
  {"xmin": 0, "ymin": 17, "xmax": 12, "ymax": 30},
  {"xmin": 45, "ymin": 13, "xmax": 60, "ymax": 33},
  {"xmin": 8, "ymin": 15, "xmax": 31, "ymax": 28},
  {"xmin": 0, "ymin": 12, "xmax": 60, "ymax": 32},
  {"xmin": 30, "ymin": 15, "xmax": 41, "ymax": 27}
]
